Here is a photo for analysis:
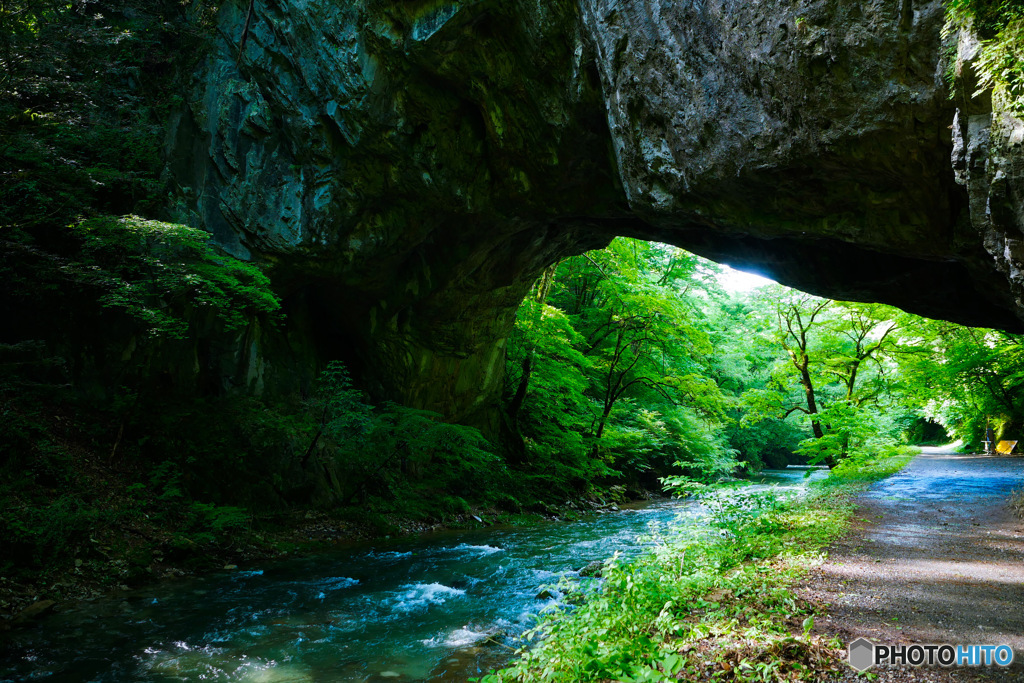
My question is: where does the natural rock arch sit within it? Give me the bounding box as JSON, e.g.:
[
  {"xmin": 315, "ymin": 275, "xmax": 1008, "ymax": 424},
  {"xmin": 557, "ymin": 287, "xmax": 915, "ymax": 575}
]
[{"xmin": 168, "ymin": 0, "xmax": 1024, "ymax": 431}]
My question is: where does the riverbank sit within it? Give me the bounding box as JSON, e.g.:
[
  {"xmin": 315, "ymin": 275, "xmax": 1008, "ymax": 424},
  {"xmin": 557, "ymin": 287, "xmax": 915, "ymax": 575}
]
[
  {"xmin": 476, "ymin": 447, "xmax": 917, "ymax": 682},
  {"xmin": 2, "ymin": 472, "xmax": 828, "ymax": 682},
  {"xmin": 0, "ymin": 388, "xmax": 661, "ymax": 630},
  {"xmin": 0, "ymin": 483, "xmax": 646, "ymax": 631}
]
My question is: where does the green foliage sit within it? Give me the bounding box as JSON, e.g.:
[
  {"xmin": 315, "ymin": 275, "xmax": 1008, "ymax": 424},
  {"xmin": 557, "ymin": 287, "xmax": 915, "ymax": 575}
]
[
  {"xmin": 186, "ymin": 502, "xmax": 251, "ymax": 542},
  {"xmin": 5, "ymin": 0, "xmax": 223, "ymax": 212},
  {"xmin": 903, "ymin": 417, "xmax": 950, "ymax": 445},
  {"xmin": 503, "ymin": 239, "xmax": 929, "ymax": 489},
  {"xmin": 360, "ymin": 404, "xmax": 503, "ymax": 501},
  {"xmin": 506, "ymin": 239, "xmax": 736, "ymax": 497},
  {"xmin": 828, "ymin": 444, "xmax": 917, "ymax": 484},
  {"xmin": 312, "ymin": 361, "xmax": 505, "ymax": 514},
  {"xmin": 67, "ymin": 215, "xmax": 280, "ymax": 338},
  {"xmin": 0, "ymin": 0, "xmax": 218, "ymax": 231},
  {"xmin": 735, "ymin": 288, "xmax": 910, "ymax": 467},
  {"xmin": 896, "ymin": 321, "xmax": 1024, "ymax": 448},
  {"xmin": 793, "ymin": 401, "xmax": 879, "ymax": 466},
  {"xmin": 474, "ymin": 463, "xmax": 912, "ymax": 683},
  {"xmin": 507, "ymin": 298, "xmax": 593, "ymax": 464},
  {"xmin": 946, "ymin": 0, "xmax": 1024, "ymax": 116},
  {"xmin": 2, "ymin": 494, "xmax": 111, "ymax": 569},
  {"xmin": 698, "ymin": 488, "xmax": 792, "ymax": 546},
  {"xmin": 723, "ymin": 418, "xmax": 804, "ymax": 470},
  {"xmin": 703, "ymin": 294, "xmax": 809, "ymax": 470},
  {"xmin": 0, "ymin": 387, "xmax": 259, "ymax": 577},
  {"xmin": 0, "ymin": 400, "xmax": 85, "ymax": 568}
]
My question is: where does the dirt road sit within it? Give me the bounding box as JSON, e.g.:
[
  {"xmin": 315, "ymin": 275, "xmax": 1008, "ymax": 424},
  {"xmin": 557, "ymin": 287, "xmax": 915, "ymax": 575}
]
[{"xmin": 801, "ymin": 448, "xmax": 1024, "ymax": 681}]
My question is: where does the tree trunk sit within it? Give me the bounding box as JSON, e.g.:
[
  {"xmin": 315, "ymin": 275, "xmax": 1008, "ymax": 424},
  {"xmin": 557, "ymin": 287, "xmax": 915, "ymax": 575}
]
[
  {"xmin": 797, "ymin": 359, "xmax": 824, "ymax": 439},
  {"xmin": 589, "ymin": 405, "xmax": 614, "ymax": 459},
  {"xmin": 595, "ymin": 405, "xmax": 612, "ymax": 440},
  {"xmin": 506, "ymin": 263, "xmax": 557, "ymax": 427},
  {"xmin": 507, "ymin": 354, "xmax": 532, "ymax": 429}
]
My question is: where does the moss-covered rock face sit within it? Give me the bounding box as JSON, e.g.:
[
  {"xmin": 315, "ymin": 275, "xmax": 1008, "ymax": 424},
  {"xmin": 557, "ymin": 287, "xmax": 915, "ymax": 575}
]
[{"xmin": 169, "ymin": 0, "xmax": 1024, "ymax": 425}]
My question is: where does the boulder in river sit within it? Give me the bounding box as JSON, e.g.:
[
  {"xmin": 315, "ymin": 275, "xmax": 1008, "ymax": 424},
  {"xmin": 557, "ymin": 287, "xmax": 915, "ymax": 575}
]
[{"xmin": 12, "ymin": 599, "xmax": 56, "ymax": 625}]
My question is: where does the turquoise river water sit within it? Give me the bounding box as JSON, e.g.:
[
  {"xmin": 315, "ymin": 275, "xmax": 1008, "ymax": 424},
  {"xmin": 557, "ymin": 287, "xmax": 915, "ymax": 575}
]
[{"xmin": 0, "ymin": 468, "xmax": 825, "ymax": 683}]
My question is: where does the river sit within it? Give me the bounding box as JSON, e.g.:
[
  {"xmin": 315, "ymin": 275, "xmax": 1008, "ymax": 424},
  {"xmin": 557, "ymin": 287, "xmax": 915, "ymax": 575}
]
[{"xmin": 0, "ymin": 468, "xmax": 826, "ymax": 683}]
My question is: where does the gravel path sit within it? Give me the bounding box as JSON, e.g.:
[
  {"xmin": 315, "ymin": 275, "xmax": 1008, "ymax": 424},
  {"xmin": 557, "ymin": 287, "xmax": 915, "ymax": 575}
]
[{"xmin": 800, "ymin": 448, "xmax": 1024, "ymax": 682}]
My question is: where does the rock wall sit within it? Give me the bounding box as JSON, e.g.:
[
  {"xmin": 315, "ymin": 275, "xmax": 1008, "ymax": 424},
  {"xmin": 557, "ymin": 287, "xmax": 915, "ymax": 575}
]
[
  {"xmin": 167, "ymin": 0, "xmax": 625, "ymax": 429},
  {"xmin": 167, "ymin": 0, "xmax": 1024, "ymax": 427},
  {"xmin": 580, "ymin": 0, "xmax": 1019, "ymax": 327},
  {"xmin": 952, "ymin": 31, "xmax": 1024, "ymax": 320}
]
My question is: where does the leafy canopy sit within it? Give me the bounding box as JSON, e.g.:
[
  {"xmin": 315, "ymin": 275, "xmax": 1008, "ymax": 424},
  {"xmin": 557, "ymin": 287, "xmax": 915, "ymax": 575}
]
[{"xmin": 68, "ymin": 215, "xmax": 280, "ymax": 338}]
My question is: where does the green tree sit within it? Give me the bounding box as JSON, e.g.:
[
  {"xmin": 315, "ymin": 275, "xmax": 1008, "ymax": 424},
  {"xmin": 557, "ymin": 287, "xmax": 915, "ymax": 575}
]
[
  {"xmin": 506, "ymin": 264, "xmax": 559, "ymax": 432},
  {"xmin": 313, "ymin": 361, "xmax": 502, "ymax": 509},
  {"xmin": 898, "ymin": 320, "xmax": 1024, "ymax": 448},
  {"xmin": 505, "ymin": 239, "xmax": 734, "ymax": 493},
  {"xmin": 700, "ymin": 293, "xmax": 807, "ymax": 471},
  {"xmin": 746, "ymin": 288, "xmax": 908, "ymax": 467},
  {"xmin": 771, "ymin": 290, "xmax": 831, "ymax": 439}
]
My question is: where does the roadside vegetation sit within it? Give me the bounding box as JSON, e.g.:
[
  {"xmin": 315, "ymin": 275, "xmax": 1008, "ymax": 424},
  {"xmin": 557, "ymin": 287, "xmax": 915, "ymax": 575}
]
[{"xmin": 473, "ymin": 448, "xmax": 916, "ymax": 683}]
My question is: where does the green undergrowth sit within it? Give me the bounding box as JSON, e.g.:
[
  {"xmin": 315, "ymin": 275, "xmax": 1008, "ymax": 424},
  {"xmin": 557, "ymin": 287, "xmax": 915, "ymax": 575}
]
[
  {"xmin": 0, "ymin": 364, "xmax": 634, "ymax": 606},
  {"xmin": 475, "ymin": 446, "xmax": 916, "ymax": 683}
]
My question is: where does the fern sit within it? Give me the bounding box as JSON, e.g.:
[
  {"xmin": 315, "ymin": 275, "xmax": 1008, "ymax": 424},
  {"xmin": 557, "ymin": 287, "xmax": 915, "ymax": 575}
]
[{"xmin": 946, "ymin": 0, "xmax": 1024, "ymax": 116}]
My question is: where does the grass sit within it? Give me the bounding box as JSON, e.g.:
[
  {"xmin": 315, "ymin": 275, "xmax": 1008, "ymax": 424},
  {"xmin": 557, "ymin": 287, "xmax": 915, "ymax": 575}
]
[{"xmin": 473, "ymin": 446, "xmax": 917, "ymax": 682}]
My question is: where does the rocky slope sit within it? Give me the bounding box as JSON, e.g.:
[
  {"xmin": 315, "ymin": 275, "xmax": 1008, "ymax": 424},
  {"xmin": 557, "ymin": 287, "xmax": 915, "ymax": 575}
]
[{"xmin": 167, "ymin": 0, "xmax": 1024, "ymax": 426}]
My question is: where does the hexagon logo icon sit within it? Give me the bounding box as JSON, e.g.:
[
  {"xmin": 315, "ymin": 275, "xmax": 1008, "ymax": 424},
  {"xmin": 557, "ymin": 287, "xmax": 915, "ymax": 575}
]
[{"xmin": 848, "ymin": 638, "xmax": 875, "ymax": 671}]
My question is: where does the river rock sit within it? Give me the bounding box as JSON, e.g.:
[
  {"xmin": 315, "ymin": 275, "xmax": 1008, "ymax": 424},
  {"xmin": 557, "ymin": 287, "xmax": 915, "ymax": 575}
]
[
  {"xmin": 12, "ymin": 599, "xmax": 56, "ymax": 625},
  {"xmin": 246, "ymin": 667, "xmax": 315, "ymax": 683},
  {"xmin": 579, "ymin": 561, "xmax": 604, "ymax": 578}
]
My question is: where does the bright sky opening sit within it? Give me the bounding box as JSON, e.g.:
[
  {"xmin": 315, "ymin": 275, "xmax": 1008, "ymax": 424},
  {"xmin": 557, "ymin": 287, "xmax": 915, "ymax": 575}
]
[{"xmin": 717, "ymin": 265, "xmax": 776, "ymax": 293}]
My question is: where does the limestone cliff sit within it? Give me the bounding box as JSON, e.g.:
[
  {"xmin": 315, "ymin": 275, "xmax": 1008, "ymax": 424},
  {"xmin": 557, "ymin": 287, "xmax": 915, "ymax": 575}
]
[
  {"xmin": 952, "ymin": 30, "xmax": 1024, "ymax": 322},
  {"xmin": 169, "ymin": 0, "xmax": 624, "ymax": 429},
  {"xmin": 167, "ymin": 0, "xmax": 1024, "ymax": 425},
  {"xmin": 582, "ymin": 0, "xmax": 1016, "ymax": 326}
]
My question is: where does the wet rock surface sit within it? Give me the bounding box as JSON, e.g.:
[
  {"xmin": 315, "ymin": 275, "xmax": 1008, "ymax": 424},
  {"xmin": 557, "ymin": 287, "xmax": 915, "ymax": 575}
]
[{"xmin": 801, "ymin": 449, "xmax": 1024, "ymax": 681}]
